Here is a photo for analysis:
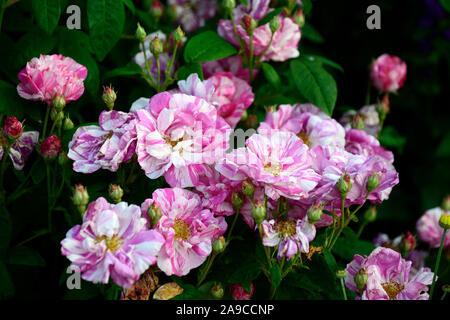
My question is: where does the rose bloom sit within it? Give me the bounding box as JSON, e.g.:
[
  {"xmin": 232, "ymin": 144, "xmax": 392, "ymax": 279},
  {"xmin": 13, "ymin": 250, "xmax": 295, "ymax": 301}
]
[
  {"xmin": 344, "ymin": 128, "xmax": 393, "ymax": 163},
  {"xmin": 17, "ymin": 54, "xmax": 87, "ymax": 105},
  {"xmin": 40, "ymin": 135, "xmax": 61, "ymax": 159},
  {"xmin": 258, "ymin": 104, "xmax": 345, "ymax": 149},
  {"xmin": 218, "ymin": 0, "xmax": 301, "ymax": 62},
  {"xmin": 168, "ymin": 0, "xmax": 217, "ymax": 32},
  {"xmin": 0, "ymin": 131, "xmax": 39, "ymax": 170},
  {"xmin": 145, "ymin": 188, "xmax": 226, "ymax": 276},
  {"xmin": 230, "ymin": 283, "xmax": 254, "ymax": 300},
  {"xmin": 201, "ymin": 55, "xmax": 256, "ymax": 83},
  {"xmin": 175, "ymin": 73, "xmax": 254, "ymax": 128},
  {"xmin": 60, "ymin": 197, "xmax": 165, "ymax": 289},
  {"xmin": 260, "ymin": 217, "xmax": 316, "ymax": 260},
  {"xmin": 68, "ymin": 110, "xmax": 137, "ymax": 173},
  {"xmin": 345, "ymin": 247, "xmax": 434, "ymax": 300},
  {"xmin": 216, "ymin": 130, "xmax": 320, "ymax": 201},
  {"xmin": 416, "ymin": 207, "xmax": 450, "ymax": 249},
  {"xmin": 3, "ymin": 116, "xmax": 23, "ymax": 139},
  {"xmin": 371, "ymin": 54, "xmax": 407, "ymax": 92},
  {"xmin": 135, "ymin": 91, "xmax": 231, "ymax": 188},
  {"xmin": 340, "ymin": 105, "xmax": 381, "ymax": 137}
]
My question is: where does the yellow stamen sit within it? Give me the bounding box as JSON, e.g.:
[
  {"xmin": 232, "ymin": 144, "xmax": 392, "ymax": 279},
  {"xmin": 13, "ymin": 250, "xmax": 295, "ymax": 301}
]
[
  {"xmin": 96, "ymin": 234, "xmax": 123, "ymax": 252},
  {"xmin": 381, "ymin": 281, "xmax": 404, "ymax": 300},
  {"xmin": 297, "ymin": 130, "xmax": 311, "ymax": 147},
  {"xmin": 274, "ymin": 220, "xmax": 297, "ymax": 238},
  {"xmin": 173, "ymin": 218, "xmax": 190, "ymax": 240}
]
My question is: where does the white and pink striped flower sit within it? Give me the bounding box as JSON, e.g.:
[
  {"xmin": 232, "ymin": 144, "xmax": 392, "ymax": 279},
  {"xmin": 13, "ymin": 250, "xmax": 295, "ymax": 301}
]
[
  {"xmin": 417, "ymin": 207, "xmax": 450, "ymax": 249},
  {"xmin": 60, "ymin": 197, "xmax": 165, "ymax": 289},
  {"xmin": 17, "ymin": 54, "xmax": 87, "ymax": 105},
  {"xmin": 216, "ymin": 130, "xmax": 320, "ymax": 200},
  {"xmin": 371, "ymin": 54, "xmax": 407, "ymax": 92},
  {"xmin": 68, "ymin": 111, "xmax": 137, "ymax": 173},
  {"xmin": 145, "ymin": 188, "xmax": 227, "ymax": 276},
  {"xmin": 135, "ymin": 91, "xmax": 231, "ymax": 188}
]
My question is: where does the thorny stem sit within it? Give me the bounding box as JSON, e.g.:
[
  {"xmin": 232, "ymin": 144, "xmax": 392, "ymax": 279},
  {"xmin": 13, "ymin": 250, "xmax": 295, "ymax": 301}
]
[
  {"xmin": 249, "ymin": 33, "xmax": 254, "ymax": 83},
  {"xmin": 356, "ymin": 220, "xmax": 368, "ymax": 239},
  {"xmin": 429, "ymin": 227, "xmax": 448, "ymax": 300},
  {"xmin": 226, "ymin": 208, "xmax": 240, "ymax": 244},
  {"xmin": 160, "ymin": 43, "xmax": 179, "ymax": 91},
  {"xmin": 156, "ymin": 54, "xmax": 161, "ymax": 92},
  {"xmin": 197, "ymin": 252, "xmax": 217, "ymax": 287},
  {"xmin": 42, "ymin": 105, "xmax": 51, "ymax": 138},
  {"xmin": 0, "ymin": 143, "xmax": 12, "ymax": 191},
  {"xmin": 46, "ymin": 163, "xmax": 52, "ymax": 232}
]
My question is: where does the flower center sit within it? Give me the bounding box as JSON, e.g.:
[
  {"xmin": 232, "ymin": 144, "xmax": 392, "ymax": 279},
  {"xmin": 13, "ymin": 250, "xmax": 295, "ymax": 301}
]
[
  {"xmin": 96, "ymin": 234, "xmax": 123, "ymax": 252},
  {"xmin": 381, "ymin": 281, "xmax": 404, "ymax": 300},
  {"xmin": 264, "ymin": 162, "xmax": 281, "ymax": 177},
  {"xmin": 105, "ymin": 131, "xmax": 114, "ymax": 140},
  {"xmin": 297, "ymin": 130, "xmax": 311, "ymax": 147},
  {"xmin": 274, "ymin": 220, "xmax": 297, "ymax": 238},
  {"xmin": 173, "ymin": 218, "xmax": 190, "ymax": 240}
]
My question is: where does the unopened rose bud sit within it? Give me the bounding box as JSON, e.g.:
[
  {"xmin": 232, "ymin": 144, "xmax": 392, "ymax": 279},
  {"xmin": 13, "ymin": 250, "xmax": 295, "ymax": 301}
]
[
  {"xmin": 136, "ymin": 23, "xmax": 147, "ymax": 43},
  {"xmin": 354, "ymin": 269, "xmax": 368, "ymax": 293},
  {"xmin": 307, "ymin": 203, "xmax": 323, "ymax": 224},
  {"xmin": 242, "ymin": 180, "xmax": 255, "ymax": 199},
  {"xmin": 336, "ymin": 270, "xmax": 347, "ymax": 279},
  {"xmin": 172, "ymin": 26, "xmax": 184, "ymax": 44},
  {"xmin": 150, "ymin": 37, "xmax": 164, "ymax": 56},
  {"xmin": 293, "ymin": 9, "xmax": 305, "ymax": 28},
  {"xmin": 40, "ymin": 135, "xmax": 61, "ymax": 160},
  {"xmin": 252, "ymin": 202, "xmax": 266, "ymax": 224},
  {"xmin": 3, "ymin": 116, "xmax": 23, "ymax": 139},
  {"xmin": 52, "ymin": 94, "xmax": 66, "ymax": 111},
  {"xmin": 439, "ymin": 212, "xmax": 450, "ymax": 229},
  {"xmin": 336, "ymin": 173, "xmax": 352, "ymax": 198},
  {"xmin": 51, "ymin": 108, "xmax": 65, "ymax": 124},
  {"xmin": 150, "ymin": 0, "xmax": 163, "ymax": 18},
  {"xmin": 366, "ymin": 172, "xmax": 379, "ymax": 192},
  {"xmin": 400, "ymin": 231, "xmax": 416, "ymax": 252},
  {"xmin": 352, "ymin": 114, "xmax": 365, "ymax": 130},
  {"xmin": 240, "ymin": 110, "xmax": 248, "ymax": 122},
  {"xmin": 223, "ymin": 0, "xmax": 236, "ymax": 11},
  {"xmin": 241, "ymin": 15, "xmax": 257, "ymax": 35},
  {"xmin": 102, "ymin": 85, "xmax": 117, "ymax": 110},
  {"xmin": 269, "ymin": 16, "xmax": 280, "ymax": 34},
  {"xmin": 212, "ymin": 236, "xmax": 226, "ymax": 254},
  {"xmin": 147, "ymin": 204, "xmax": 162, "ymax": 227},
  {"xmin": 230, "ymin": 283, "xmax": 254, "ymax": 300},
  {"xmin": 210, "ymin": 283, "xmax": 224, "ymax": 299},
  {"xmin": 109, "ymin": 184, "xmax": 124, "ymax": 203},
  {"xmin": 231, "ymin": 191, "xmax": 244, "ymax": 210},
  {"xmin": 72, "ymin": 184, "xmax": 89, "ymax": 215},
  {"xmin": 63, "ymin": 116, "xmax": 74, "ymax": 131},
  {"xmin": 371, "ymin": 54, "xmax": 407, "ymax": 93},
  {"xmin": 441, "ymin": 195, "xmax": 450, "ymax": 211},
  {"xmin": 363, "ymin": 206, "xmax": 377, "ymax": 223}
]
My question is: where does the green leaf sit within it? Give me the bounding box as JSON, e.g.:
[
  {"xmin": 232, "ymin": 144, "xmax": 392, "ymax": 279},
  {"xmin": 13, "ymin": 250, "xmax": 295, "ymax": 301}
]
[
  {"xmin": 270, "ymin": 263, "xmax": 282, "ymax": 289},
  {"xmin": 184, "ymin": 31, "xmax": 238, "ymax": 63},
  {"xmin": 322, "ymin": 250, "xmax": 338, "ymax": 276},
  {"xmin": 379, "ymin": 125, "xmax": 406, "ymax": 154},
  {"xmin": 333, "ymin": 237, "xmax": 375, "ymax": 261},
  {"xmin": 262, "ymin": 62, "xmax": 282, "ymax": 90},
  {"xmin": 0, "ymin": 207, "xmax": 12, "ymax": 259},
  {"xmin": 436, "ymin": 132, "xmax": 450, "ymax": 157},
  {"xmin": 103, "ymin": 62, "xmax": 143, "ymax": 80},
  {"xmin": 122, "ymin": 0, "xmax": 136, "ymax": 14},
  {"xmin": 258, "ymin": 8, "xmax": 285, "ymax": 26},
  {"xmin": 0, "ymin": 80, "xmax": 25, "ymax": 118},
  {"xmin": 30, "ymin": 158, "xmax": 46, "ymax": 185},
  {"xmin": 88, "ymin": 0, "xmax": 125, "ymax": 61},
  {"xmin": 440, "ymin": 0, "xmax": 450, "ymax": 13},
  {"xmin": 240, "ymin": 0, "xmax": 249, "ymax": 6},
  {"xmin": 0, "ymin": 262, "xmax": 14, "ymax": 298},
  {"xmin": 32, "ymin": 0, "xmax": 61, "ymax": 34},
  {"xmin": 228, "ymin": 260, "xmax": 261, "ymax": 289},
  {"xmin": 303, "ymin": 54, "xmax": 344, "ymax": 72},
  {"xmin": 171, "ymin": 284, "xmax": 206, "ymax": 300},
  {"xmin": 302, "ymin": 0, "xmax": 313, "ymax": 15},
  {"xmin": 7, "ymin": 246, "xmax": 46, "ymax": 267},
  {"xmin": 290, "ymin": 58, "xmax": 337, "ymax": 116},
  {"xmin": 178, "ymin": 63, "xmax": 205, "ymax": 81},
  {"xmin": 302, "ymin": 23, "xmax": 324, "ymax": 43}
]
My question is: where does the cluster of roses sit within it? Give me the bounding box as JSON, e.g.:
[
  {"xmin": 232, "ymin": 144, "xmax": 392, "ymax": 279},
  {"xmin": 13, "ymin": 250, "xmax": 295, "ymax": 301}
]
[{"xmin": 10, "ymin": 0, "xmax": 440, "ymax": 301}]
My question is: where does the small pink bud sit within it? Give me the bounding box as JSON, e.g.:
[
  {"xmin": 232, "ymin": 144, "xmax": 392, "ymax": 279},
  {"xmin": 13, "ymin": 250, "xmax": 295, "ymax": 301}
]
[
  {"xmin": 401, "ymin": 231, "xmax": 416, "ymax": 252},
  {"xmin": 3, "ymin": 116, "xmax": 23, "ymax": 139},
  {"xmin": 371, "ymin": 54, "xmax": 407, "ymax": 93},
  {"xmin": 102, "ymin": 85, "xmax": 117, "ymax": 110},
  {"xmin": 241, "ymin": 15, "xmax": 257, "ymax": 35},
  {"xmin": 40, "ymin": 135, "xmax": 61, "ymax": 159},
  {"xmin": 293, "ymin": 9, "xmax": 305, "ymax": 28},
  {"xmin": 230, "ymin": 283, "xmax": 254, "ymax": 300},
  {"xmin": 150, "ymin": 0, "xmax": 163, "ymax": 18}
]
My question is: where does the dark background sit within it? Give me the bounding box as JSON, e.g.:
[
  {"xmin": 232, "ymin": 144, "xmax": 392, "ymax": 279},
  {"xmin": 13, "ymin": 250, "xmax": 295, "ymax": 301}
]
[{"xmin": 0, "ymin": 0, "xmax": 449, "ymax": 299}]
